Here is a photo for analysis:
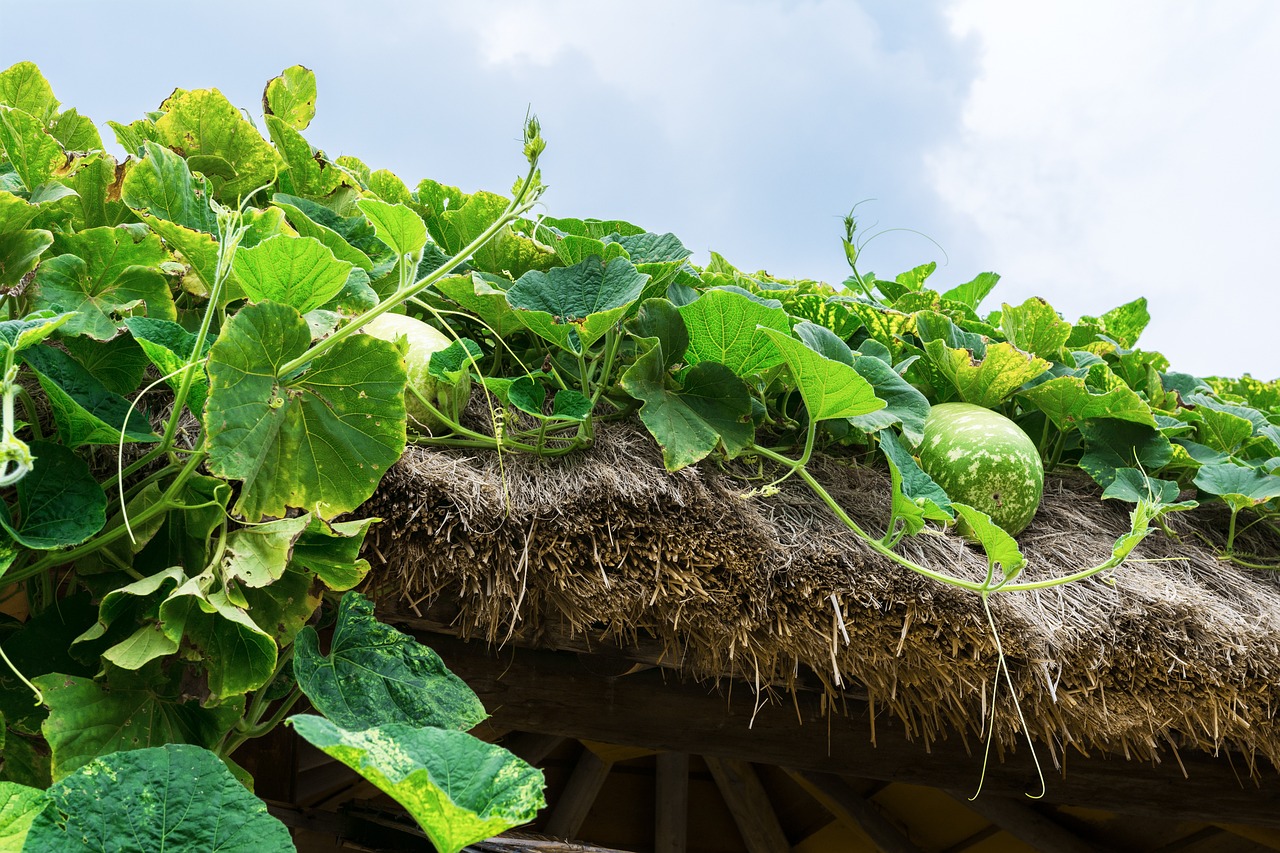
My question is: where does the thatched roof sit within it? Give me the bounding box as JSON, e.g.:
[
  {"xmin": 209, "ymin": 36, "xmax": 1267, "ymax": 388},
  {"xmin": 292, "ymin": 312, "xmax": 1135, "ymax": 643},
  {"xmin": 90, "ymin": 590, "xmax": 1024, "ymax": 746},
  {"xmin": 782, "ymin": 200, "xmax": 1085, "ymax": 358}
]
[{"xmin": 360, "ymin": 420, "xmax": 1280, "ymax": 772}]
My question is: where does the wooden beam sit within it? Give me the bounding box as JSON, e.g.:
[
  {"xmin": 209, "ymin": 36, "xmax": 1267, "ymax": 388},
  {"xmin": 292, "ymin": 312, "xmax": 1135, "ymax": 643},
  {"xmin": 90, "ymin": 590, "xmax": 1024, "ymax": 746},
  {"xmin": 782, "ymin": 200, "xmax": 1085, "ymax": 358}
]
[
  {"xmin": 950, "ymin": 793, "xmax": 1101, "ymax": 853},
  {"xmin": 704, "ymin": 756, "xmax": 791, "ymax": 853},
  {"xmin": 787, "ymin": 771, "xmax": 926, "ymax": 853},
  {"xmin": 655, "ymin": 752, "xmax": 689, "ymax": 853},
  {"xmin": 543, "ymin": 746, "xmax": 613, "ymax": 839},
  {"xmin": 501, "ymin": 731, "xmax": 565, "ymax": 766},
  {"xmin": 417, "ymin": 632, "xmax": 1280, "ymax": 828}
]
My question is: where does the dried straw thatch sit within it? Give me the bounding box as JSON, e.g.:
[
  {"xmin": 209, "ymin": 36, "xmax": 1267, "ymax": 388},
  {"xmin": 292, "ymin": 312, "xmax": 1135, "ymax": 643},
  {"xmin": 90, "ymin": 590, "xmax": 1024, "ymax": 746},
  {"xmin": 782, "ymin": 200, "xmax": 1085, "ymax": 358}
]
[{"xmin": 361, "ymin": 421, "xmax": 1280, "ymax": 772}]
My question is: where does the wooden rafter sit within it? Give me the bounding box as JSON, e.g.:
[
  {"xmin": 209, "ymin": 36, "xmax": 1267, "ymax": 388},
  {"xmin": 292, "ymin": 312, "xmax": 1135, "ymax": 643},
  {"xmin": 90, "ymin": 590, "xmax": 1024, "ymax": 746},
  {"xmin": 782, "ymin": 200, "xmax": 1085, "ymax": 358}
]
[
  {"xmin": 704, "ymin": 756, "xmax": 791, "ymax": 853},
  {"xmin": 415, "ymin": 630, "xmax": 1280, "ymax": 829},
  {"xmin": 543, "ymin": 745, "xmax": 613, "ymax": 840},
  {"xmin": 655, "ymin": 752, "xmax": 690, "ymax": 853},
  {"xmin": 786, "ymin": 770, "xmax": 926, "ymax": 853},
  {"xmin": 948, "ymin": 792, "xmax": 1101, "ymax": 853}
]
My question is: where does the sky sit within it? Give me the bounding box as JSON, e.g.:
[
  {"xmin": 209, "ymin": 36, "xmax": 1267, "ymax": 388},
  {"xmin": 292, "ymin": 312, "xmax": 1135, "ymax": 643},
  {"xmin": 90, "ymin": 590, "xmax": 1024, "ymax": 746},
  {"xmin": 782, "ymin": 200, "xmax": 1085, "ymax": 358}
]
[{"xmin": 2, "ymin": 0, "xmax": 1277, "ymax": 380}]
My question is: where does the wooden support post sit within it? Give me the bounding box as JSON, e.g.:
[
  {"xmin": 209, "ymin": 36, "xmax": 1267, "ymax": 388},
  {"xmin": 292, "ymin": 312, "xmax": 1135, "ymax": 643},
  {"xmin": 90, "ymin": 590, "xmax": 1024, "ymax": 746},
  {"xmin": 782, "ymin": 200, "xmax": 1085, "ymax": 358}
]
[
  {"xmin": 704, "ymin": 756, "xmax": 791, "ymax": 853},
  {"xmin": 543, "ymin": 746, "xmax": 613, "ymax": 840},
  {"xmin": 950, "ymin": 793, "xmax": 1101, "ymax": 853},
  {"xmin": 787, "ymin": 770, "xmax": 925, "ymax": 853},
  {"xmin": 655, "ymin": 752, "xmax": 689, "ymax": 853}
]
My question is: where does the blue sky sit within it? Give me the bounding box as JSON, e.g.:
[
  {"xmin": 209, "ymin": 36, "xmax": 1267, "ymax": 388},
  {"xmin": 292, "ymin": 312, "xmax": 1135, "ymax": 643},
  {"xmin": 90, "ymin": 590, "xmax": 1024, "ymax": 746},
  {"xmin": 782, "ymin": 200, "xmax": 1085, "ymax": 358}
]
[{"xmin": 3, "ymin": 0, "xmax": 1277, "ymax": 379}]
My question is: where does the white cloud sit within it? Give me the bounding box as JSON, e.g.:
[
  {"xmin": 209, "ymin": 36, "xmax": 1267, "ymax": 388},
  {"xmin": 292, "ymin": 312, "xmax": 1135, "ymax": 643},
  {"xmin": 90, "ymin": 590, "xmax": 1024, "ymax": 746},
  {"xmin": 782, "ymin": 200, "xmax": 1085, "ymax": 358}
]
[{"xmin": 931, "ymin": 1, "xmax": 1280, "ymax": 379}]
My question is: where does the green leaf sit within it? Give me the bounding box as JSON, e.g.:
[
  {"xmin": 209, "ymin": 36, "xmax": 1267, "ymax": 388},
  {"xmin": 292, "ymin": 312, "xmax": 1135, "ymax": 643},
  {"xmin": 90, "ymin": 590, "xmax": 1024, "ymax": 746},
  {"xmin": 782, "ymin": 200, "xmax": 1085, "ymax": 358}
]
[
  {"xmin": 263, "ymin": 65, "xmax": 317, "ymax": 130},
  {"xmin": 0, "ymin": 311, "xmax": 69, "ymax": 354},
  {"xmin": 120, "ymin": 141, "xmax": 218, "ymax": 233},
  {"xmin": 62, "ymin": 334, "xmax": 149, "ymax": 396},
  {"xmin": 240, "ymin": 563, "xmax": 322, "ymax": 646},
  {"xmin": 26, "ymin": 744, "xmax": 293, "ymax": 852},
  {"xmin": 915, "ymin": 310, "xmax": 988, "ymax": 359},
  {"xmin": 1077, "ymin": 419, "xmax": 1174, "ymax": 487},
  {"xmin": 507, "ymin": 256, "xmax": 648, "ymax": 352},
  {"xmin": 941, "ymin": 271, "xmax": 1000, "ymax": 311},
  {"xmin": 759, "ymin": 328, "xmax": 886, "ymax": 423},
  {"xmin": 621, "ymin": 341, "xmax": 753, "ymax": 471},
  {"xmin": 271, "ymin": 194, "xmax": 382, "ymax": 273},
  {"xmin": 158, "ymin": 578, "xmax": 278, "ymax": 697},
  {"xmin": 0, "ymin": 592, "xmax": 98, "ymax": 732},
  {"xmin": 154, "ymin": 88, "xmax": 284, "ymax": 200},
  {"xmin": 48, "ymin": 107, "xmax": 102, "ymax": 152},
  {"xmin": 1017, "ymin": 375, "xmax": 1156, "ymax": 431},
  {"xmin": 0, "ymin": 229, "xmax": 52, "ymax": 289},
  {"xmin": 233, "ymin": 234, "xmax": 353, "ymax": 314},
  {"xmin": 1194, "ymin": 405, "xmax": 1255, "ymax": 454},
  {"xmin": 0, "ymin": 781, "xmax": 46, "ymax": 852},
  {"xmin": 1000, "ymin": 297, "xmax": 1072, "ymax": 360},
  {"xmin": 357, "ymin": 197, "xmax": 427, "ymax": 261},
  {"xmin": 951, "ymin": 503, "xmax": 1026, "ymax": 580},
  {"xmin": 437, "ymin": 272, "xmax": 524, "ymax": 338},
  {"xmin": 205, "ymin": 301, "xmax": 406, "ymax": 521},
  {"xmin": 607, "ymin": 231, "xmax": 691, "ymax": 263},
  {"xmin": 924, "ymin": 339, "xmax": 1050, "ymax": 408},
  {"xmin": 222, "ymin": 515, "xmax": 311, "ymax": 590},
  {"xmin": 34, "ymin": 672, "xmax": 244, "ymax": 780},
  {"xmin": 294, "ymin": 592, "xmax": 486, "ymax": 731},
  {"xmin": 0, "ymin": 107, "xmax": 62, "ymax": 191},
  {"xmin": 678, "ymin": 288, "xmax": 790, "ymax": 377},
  {"xmin": 0, "ymin": 62, "xmax": 58, "ymax": 122},
  {"xmin": 124, "ymin": 316, "xmax": 212, "ymax": 416},
  {"xmin": 33, "ymin": 225, "xmax": 174, "ymax": 339},
  {"xmin": 64, "ymin": 156, "xmax": 128, "ymax": 229},
  {"xmin": 0, "ymin": 441, "xmax": 105, "ymax": 551},
  {"xmin": 265, "ymin": 114, "xmax": 344, "ymax": 199},
  {"xmin": 20, "ymin": 345, "xmax": 157, "ymax": 447},
  {"xmin": 1193, "ymin": 461, "xmax": 1280, "ymax": 511},
  {"xmin": 427, "ymin": 338, "xmax": 482, "ymax": 385},
  {"xmin": 1098, "ymin": 297, "xmax": 1150, "ymax": 348},
  {"xmin": 1102, "ymin": 467, "xmax": 1182, "ymax": 505},
  {"xmin": 73, "ymin": 567, "xmax": 187, "ymax": 670},
  {"xmin": 879, "ymin": 430, "xmax": 953, "ymax": 520},
  {"xmin": 289, "ymin": 715, "xmax": 545, "ymax": 853},
  {"xmin": 289, "ymin": 516, "xmax": 376, "ymax": 591},
  {"xmin": 628, "ymin": 297, "xmax": 690, "ymax": 370}
]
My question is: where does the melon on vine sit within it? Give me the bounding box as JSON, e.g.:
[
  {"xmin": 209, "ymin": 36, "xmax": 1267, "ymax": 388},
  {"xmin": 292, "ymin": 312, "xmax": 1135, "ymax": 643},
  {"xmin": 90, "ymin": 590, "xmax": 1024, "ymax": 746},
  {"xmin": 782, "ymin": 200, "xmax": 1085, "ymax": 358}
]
[
  {"xmin": 917, "ymin": 402, "xmax": 1044, "ymax": 535},
  {"xmin": 361, "ymin": 313, "xmax": 471, "ymax": 434}
]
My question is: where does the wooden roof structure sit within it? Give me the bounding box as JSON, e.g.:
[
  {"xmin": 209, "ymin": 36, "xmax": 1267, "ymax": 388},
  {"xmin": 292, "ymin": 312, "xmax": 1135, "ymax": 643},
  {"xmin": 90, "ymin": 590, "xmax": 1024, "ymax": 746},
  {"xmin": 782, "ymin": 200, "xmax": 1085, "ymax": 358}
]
[{"xmin": 260, "ymin": 421, "xmax": 1280, "ymax": 852}]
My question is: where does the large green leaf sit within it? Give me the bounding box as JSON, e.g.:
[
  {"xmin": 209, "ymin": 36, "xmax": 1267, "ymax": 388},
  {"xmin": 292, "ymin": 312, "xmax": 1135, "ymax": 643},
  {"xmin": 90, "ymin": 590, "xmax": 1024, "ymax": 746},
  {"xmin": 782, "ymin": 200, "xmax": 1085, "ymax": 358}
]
[
  {"xmin": 222, "ymin": 515, "xmax": 311, "ymax": 591},
  {"xmin": 0, "ymin": 781, "xmax": 46, "ymax": 852},
  {"xmin": 20, "ymin": 345, "xmax": 157, "ymax": 446},
  {"xmin": 0, "ymin": 441, "xmax": 105, "ymax": 551},
  {"xmin": 205, "ymin": 301, "xmax": 406, "ymax": 521},
  {"xmin": 1193, "ymin": 461, "xmax": 1280, "ymax": 511},
  {"xmin": 507, "ymin": 256, "xmax": 648, "ymax": 352},
  {"xmin": 159, "ymin": 577, "xmax": 279, "ymax": 698},
  {"xmin": 879, "ymin": 430, "xmax": 952, "ymax": 519},
  {"xmin": 120, "ymin": 141, "xmax": 218, "ymax": 234},
  {"xmin": 1102, "ymin": 467, "xmax": 1183, "ymax": 505},
  {"xmin": 154, "ymin": 88, "xmax": 284, "ymax": 200},
  {"xmin": 34, "ymin": 225, "xmax": 174, "ymax": 339},
  {"xmin": 0, "ymin": 62, "xmax": 58, "ymax": 122},
  {"xmin": 0, "ymin": 107, "xmax": 63, "ymax": 191},
  {"xmin": 357, "ymin": 197, "xmax": 427, "ymax": 261},
  {"xmin": 264, "ymin": 65, "xmax": 317, "ymax": 130},
  {"xmin": 294, "ymin": 592, "xmax": 486, "ymax": 731},
  {"xmin": 1000, "ymin": 296, "xmax": 1072, "ymax": 360},
  {"xmin": 73, "ymin": 567, "xmax": 187, "ymax": 669},
  {"xmin": 33, "ymin": 671, "xmax": 243, "ymax": 780},
  {"xmin": 759, "ymin": 328, "xmax": 886, "ymax": 423},
  {"xmin": 924, "ymin": 339, "xmax": 1050, "ymax": 408},
  {"xmin": 0, "ymin": 229, "xmax": 52, "ymax": 289},
  {"xmin": 0, "ymin": 311, "xmax": 69, "ymax": 355},
  {"xmin": 678, "ymin": 288, "xmax": 790, "ymax": 377},
  {"xmin": 436, "ymin": 272, "xmax": 524, "ymax": 337},
  {"xmin": 621, "ymin": 336, "xmax": 753, "ymax": 471},
  {"xmin": 1017, "ymin": 375, "xmax": 1156, "ymax": 431},
  {"xmin": 265, "ymin": 114, "xmax": 344, "ymax": 198},
  {"xmin": 26, "ymin": 744, "xmax": 293, "ymax": 852},
  {"xmin": 62, "ymin": 334, "xmax": 149, "ymax": 396},
  {"xmin": 124, "ymin": 316, "xmax": 212, "ymax": 417},
  {"xmin": 233, "ymin": 234, "xmax": 353, "ymax": 313},
  {"xmin": 941, "ymin": 271, "xmax": 1000, "ymax": 311},
  {"xmin": 0, "ymin": 592, "xmax": 98, "ymax": 732},
  {"xmin": 1077, "ymin": 419, "xmax": 1173, "ymax": 487},
  {"xmin": 290, "ymin": 715, "xmax": 545, "ymax": 853}
]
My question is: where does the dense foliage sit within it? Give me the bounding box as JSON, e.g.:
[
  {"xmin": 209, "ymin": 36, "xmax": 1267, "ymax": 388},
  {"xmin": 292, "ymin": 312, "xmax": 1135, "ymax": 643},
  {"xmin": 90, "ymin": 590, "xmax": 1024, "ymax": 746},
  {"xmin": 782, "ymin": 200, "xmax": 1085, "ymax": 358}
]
[{"xmin": 0, "ymin": 61, "xmax": 1277, "ymax": 848}]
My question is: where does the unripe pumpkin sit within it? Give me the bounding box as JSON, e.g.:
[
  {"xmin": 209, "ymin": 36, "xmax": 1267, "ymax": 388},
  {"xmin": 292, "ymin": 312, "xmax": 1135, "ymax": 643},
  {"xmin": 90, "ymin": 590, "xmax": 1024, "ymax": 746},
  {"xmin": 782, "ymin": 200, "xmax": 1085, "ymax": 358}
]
[
  {"xmin": 917, "ymin": 402, "xmax": 1043, "ymax": 535},
  {"xmin": 361, "ymin": 313, "xmax": 470, "ymax": 435}
]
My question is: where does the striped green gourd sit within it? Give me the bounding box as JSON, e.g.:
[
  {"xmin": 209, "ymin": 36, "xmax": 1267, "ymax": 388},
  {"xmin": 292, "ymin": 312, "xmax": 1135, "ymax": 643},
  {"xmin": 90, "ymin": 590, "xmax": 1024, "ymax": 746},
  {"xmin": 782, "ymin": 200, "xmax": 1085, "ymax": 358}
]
[{"xmin": 917, "ymin": 402, "xmax": 1044, "ymax": 535}]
